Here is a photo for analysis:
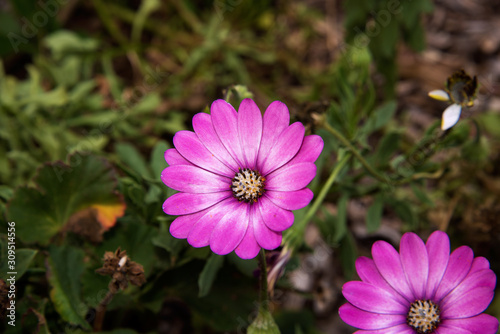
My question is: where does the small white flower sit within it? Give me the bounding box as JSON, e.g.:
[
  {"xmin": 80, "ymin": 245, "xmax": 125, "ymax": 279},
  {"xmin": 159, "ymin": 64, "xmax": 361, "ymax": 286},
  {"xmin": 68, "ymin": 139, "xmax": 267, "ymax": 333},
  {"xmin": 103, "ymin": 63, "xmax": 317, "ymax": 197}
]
[{"xmin": 429, "ymin": 70, "xmax": 477, "ymax": 131}]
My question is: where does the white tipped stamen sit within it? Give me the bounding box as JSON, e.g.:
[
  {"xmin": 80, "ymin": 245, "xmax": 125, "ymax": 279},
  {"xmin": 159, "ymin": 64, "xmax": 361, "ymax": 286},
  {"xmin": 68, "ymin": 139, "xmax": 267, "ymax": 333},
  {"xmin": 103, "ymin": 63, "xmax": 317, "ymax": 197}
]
[
  {"xmin": 407, "ymin": 300, "xmax": 441, "ymax": 334},
  {"xmin": 231, "ymin": 168, "xmax": 265, "ymax": 203}
]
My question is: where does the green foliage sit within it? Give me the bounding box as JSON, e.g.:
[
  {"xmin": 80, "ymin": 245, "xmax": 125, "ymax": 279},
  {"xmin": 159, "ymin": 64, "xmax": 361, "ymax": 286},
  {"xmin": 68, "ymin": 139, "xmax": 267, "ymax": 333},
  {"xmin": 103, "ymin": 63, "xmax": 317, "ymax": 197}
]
[
  {"xmin": 47, "ymin": 245, "xmax": 90, "ymax": 330},
  {"xmin": 198, "ymin": 253, "xmax": 224, "ymax": 297},
  {"xmin": 8, "ymin": 154, "xmax": 124, "ymax": 245},
  {"xmin": 343, "ymin": 0, "xmax": 433, "ymax": 95}
]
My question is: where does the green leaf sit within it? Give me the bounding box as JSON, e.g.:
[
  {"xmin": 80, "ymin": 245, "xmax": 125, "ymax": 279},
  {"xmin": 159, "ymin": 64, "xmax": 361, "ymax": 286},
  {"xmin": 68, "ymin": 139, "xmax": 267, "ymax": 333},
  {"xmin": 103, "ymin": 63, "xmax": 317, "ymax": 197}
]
[
  {"xmin": 98, "ymin": 220, "xmax": 156, "ymax": 275},
  {"xmin": 333, "ymin": 194, "xmax": 349, "ymax": 243},
  {"xmin": 366, "ymin": 196, "xmax": 384, "ymax": 233},
  {"xmin": 339, "ymin": 231, "xmax": 357, "ymax": 280},
  {"xmin": 44, "ymin": 30, "xmax": 99, "ymax": 61},
  {"xmin": 410, "ymin": 182, "xmax": 433, "ymax": 206},
  {"xmin": 362, "ymin": 100, "xmax": 397, "ymax": 134},
  {"xmin": 374, "ymin": 131, "xmax": 400, "ymax": 165},
  {"xmin": 8, "ymin": 154, "xmax": 124, "ymax": 245},
  {"xmin": 47, "ymin": 245, "xmax": 90, "ymax": 330},
  {"xmin": 116, "ymin": 142, "xmax": 152, "ymax": 178},
  {"xmin": 0, "ymin": 235, "xmax": 38, "ymax": 280},
  {"xmin": 198, "ymin": 253, "xmax": 224, "ymax": 297},
  {"xmin": 387, "ymin": 198, "xmax": 417, "ymax": 229},
  {"xmin": 151, "ymin": 222, "xmax": 185, "ymax": 258},
  {"xmin": 150, "ymin": 140, "xmax": 170, "ymax": 179}
]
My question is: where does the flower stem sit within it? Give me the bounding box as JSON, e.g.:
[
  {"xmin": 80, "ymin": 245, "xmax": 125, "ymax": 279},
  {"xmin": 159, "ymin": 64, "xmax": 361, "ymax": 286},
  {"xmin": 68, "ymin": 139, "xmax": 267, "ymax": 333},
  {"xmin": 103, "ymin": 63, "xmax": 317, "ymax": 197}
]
[
  {"xmin": 322, "ymin": 122, "xmax": 390, "ymax": 184},
  {"xmin": 285, "ymin": 152, "xmax": 351, "ymax": 247},
  {"xmin": 258, "ymin": 249, "xmax": 269, "ymax": 311},
  {"xmin": 93, "ymin": 291, "xmax": 115, "ymax": 332}
]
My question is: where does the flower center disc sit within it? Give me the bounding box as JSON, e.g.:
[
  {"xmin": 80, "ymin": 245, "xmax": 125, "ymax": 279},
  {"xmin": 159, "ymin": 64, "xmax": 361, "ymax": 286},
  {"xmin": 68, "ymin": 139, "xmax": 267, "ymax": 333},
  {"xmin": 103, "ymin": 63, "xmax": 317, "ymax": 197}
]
[
  {"xmin": 407, "ymin": 300, "xmax": 441, "ymax": 334},
  {"xmin": 231, "ymin": 168, "xmax": 265, "ymax": 203}
]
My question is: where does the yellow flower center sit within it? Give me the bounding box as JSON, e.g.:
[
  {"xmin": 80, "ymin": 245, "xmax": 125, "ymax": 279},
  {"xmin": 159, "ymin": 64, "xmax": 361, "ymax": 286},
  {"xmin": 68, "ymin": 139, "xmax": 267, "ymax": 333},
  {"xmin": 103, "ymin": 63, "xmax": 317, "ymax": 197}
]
[
  {"xmin": 407, "ymin": 299, "xmax": 441, "ymax": 334},
  {"xmin": 231, "ymin": 168, "xmax": 265, "ymax": 203}
]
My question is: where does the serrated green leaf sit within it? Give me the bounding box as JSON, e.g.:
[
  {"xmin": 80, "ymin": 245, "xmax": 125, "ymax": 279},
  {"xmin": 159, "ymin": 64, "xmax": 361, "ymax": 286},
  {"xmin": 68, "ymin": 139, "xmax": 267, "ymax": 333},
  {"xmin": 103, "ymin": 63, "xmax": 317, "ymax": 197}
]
[
  {"xmin": 8, "ymin": 154, "xmax": 124, "ymax": 244},
  {"xmin": 0, "ymin": 236, "xmax": 38, "ymax": 280},
  {"xmin": 366, "ymin": 196, "xmax": 384, "ymax": 233},
  {"xmin": 47, "ymin": 245, "xmax": 90, "ymax": 330},
  {"xmin": 198, "ymin": 253, "xmax": 224, "ymax": 297}
]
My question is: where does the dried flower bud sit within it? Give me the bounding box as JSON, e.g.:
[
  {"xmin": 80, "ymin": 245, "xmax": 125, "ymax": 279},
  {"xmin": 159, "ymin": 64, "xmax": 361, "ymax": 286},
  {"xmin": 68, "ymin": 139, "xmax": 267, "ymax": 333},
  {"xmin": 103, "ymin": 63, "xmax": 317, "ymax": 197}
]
[{"xmin": 96, "ymin": 248, "xmax": 146, "ymax": 294}]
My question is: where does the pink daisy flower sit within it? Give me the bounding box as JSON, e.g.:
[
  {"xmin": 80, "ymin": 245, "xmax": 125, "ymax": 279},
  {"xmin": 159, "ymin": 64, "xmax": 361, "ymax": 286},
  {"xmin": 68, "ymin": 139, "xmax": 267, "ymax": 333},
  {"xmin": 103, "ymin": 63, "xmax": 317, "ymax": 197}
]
[
  {"xmin": 339, "ymin": 231, "xmax": 498, "ymax": 334},
  {"xmin": 161, "ymin": 99, "xmax": 323, "ymax": 259}
]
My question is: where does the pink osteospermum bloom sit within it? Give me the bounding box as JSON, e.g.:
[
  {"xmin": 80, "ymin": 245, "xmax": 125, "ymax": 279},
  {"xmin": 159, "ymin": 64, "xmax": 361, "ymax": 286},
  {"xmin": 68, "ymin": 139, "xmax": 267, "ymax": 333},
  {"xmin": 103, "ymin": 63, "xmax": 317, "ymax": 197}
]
[
  {"xmin": 339, "ymin": 231, "xmax": 498, "ymax": 334},
  {"xmin": 161, "ymin": 99, "xmax": 323, "ymax": 259}
]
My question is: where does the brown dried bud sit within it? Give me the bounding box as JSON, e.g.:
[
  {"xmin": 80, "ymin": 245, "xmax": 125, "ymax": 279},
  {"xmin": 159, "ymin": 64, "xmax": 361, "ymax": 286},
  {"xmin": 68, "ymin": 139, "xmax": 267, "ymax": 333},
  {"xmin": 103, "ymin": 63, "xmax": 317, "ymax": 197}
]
[{"xmin": 96, "ymin": 248, "xmax": 146, "ymax": 294}]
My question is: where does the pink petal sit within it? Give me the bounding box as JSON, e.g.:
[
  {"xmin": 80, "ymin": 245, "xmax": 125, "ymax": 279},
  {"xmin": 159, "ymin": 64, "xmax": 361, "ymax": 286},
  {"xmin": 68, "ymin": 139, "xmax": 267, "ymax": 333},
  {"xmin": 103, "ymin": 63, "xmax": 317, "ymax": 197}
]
[
  {"xmin": 400, "ymin": 232, "xmax": 428, "ymax": 300},
  {"xmin": 434, "ymin": 246, "xmax": 473, "ymax": 302},
  {"xmin": 372, "ymin": 240, "xmax": 414, "ymax": 302},
  {"xmin": 235, "ymin": 217, "xmax": 260, "ymax": 259},
  {"xmin": 163, "ymin": 191, "xmax": 231, "ymax": 215},
  {"xmin": 440, "ymin": 269, "xmax": 496, "ymax": 308},
  {"xmin": 187, "ymin": 199, "xmax": 235, "ymax": 247},
  {"xmin": 253, "ymin": 206, "xmax": 282, "ymax": 249},
  {"xmin": 238, "ymin": 98, "xmax": 262, "ymax": 169},
  {"xmin": 161, "ymin": 165, "xmax": 230, "ymax": 193},
  {"xmin": 164, "ymin": 148, "xmax": 193, "ymax": 166},
  {"xmin": 440, "ymin": 287, "xmax": 494, "ymax": 319},
  {"xmin": 434, "ymin": 325, "xmax": 472, "ymax": 334},
  {"xmin": 425, "ymin": 230, "xmax": 450, "ymax": 299},
  {"xmin": 286, "ymin": 135, "xmax": 324, "ymax": 165},
  {"xmin": 257, "ymin": 196, "xmax": 294, "ymax": 232},
  {"xmin": 265, "ymin": 188, "xmax": 313, "ymax": 211},
  {"xmin": 470, "ymin": 256, "xmax": 490, "ymax": 272},
  {"xmin": 342, "ymin": 281, "xmax": 408, "ymax": 314},
  {"xmin": 210, "ymin": 202, "xmax": 249, "ymax": 255},
  {"xmin": 352, "ymin": 324, "xmax": 415, "ymax": 334},
  {"xmin": 265, "ymin": 162, "xmax": 316, "ymax": 191},
  {"xmin": 192, "ymin": 112, "xmax": 239, "ymax": 171},
  {"xmin": 355, "ymin": 257, "xmax": 409, "ymax": 305},
  {"xmin": 174, "ymin": 130, "xmax": 234, "ymax": 177},
  {"xmin": 256, "ymin": 101, "xmax": 290, "ymax": 168},
  {"xmin": 169, "ymin": 209, "xmax": 208, "ymax": 238},
  {"xmin": 259, "ymin": 122, "xmax": 305, "ymax": 175},
  {"xmin": 441, "ymin": 314, "xmax": 499, "ymax": 334},
  {"xmin": 211, "ymin": 99, "xmax": 245, "ymax": 167},
  {"xmin": 339, "ymin": 303, "xmax": 406, "ymax": 330}
]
